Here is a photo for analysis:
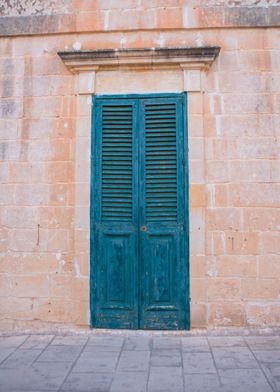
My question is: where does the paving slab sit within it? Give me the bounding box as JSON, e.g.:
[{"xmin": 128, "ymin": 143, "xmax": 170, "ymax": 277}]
[
  {"xmin": 219, "ymin": 368, "xmax": 274, "ymax": 392},
  {"xmin": 0, "ymin": 335, "xmax": 28, "ymax": 348},
  {"xmin": 148, "ymin": 366, "xmax": 184, "ymax": 392},
  {"xmin": 245, "ymin": 336, "xmax": 280, "ymax": 350},
  {"xmin": 151, "ymin": 349, "xmax": 181, "ymax": 367},
  {"xmin": 0, "ymin": 347, "xmax": 16, "ymax": 364},
  {"xmin": 51, "ymin": 335, "xmax": 88, "ymax": 346},
  {"xmin": 0, "ymin": 361, "xmax": 72, "ymax": 391},
  {"xmin": 212, "ymin": 346, "xmax": 259, "ymax": 369},
  {"xmin": 110, "ymin": 371, "xmax": 148, "ymax": 392},
  {"xmin": 117, "ymin": 350, "xmax": 150, "ymax": 372},
  {"xmin": 37, "ymin": 344, "xmax": 83, "ymax": 362},
  {"xmin": 20, "ymin": 335, "xmax": 54, "ymax": 350},
  {"xmin": 184, "ymin": 373, "xmax": 224, "ymax": 392},
  {"xmin": 261, "ymin": 363, "xmax": 280, "ymax": 392},
  {"xmin": 83, "ymin": 344, "xmax": 122, "ymax": 353},
  {"xmin": 208, "ymin": 336, "xmax": 246, "ymax": 348},
  {"xmin": 87, "ymin": 336, "xmax": 124, "ymax": 348},
  {"xmin": 253, "ymin": 350, "xmax": 280, "ymax": 364},
  {"xmin": 72, "ymin": 350, "xmax": 119, "ymax": 373},
  {"xmin": 152, "ymin": 337, "xmax": 181, "ymax": 350},
  {"xmin": 61, "ymin": 372, "xmax": 113, "ymax": 392},
  {"xmin": 181, "ymin": 337, "xmax": 210, "ymax": 352},
  {"xmin": 1, "ymin": 349, "xmax": 42, "ymax": 368},
  {"xmin": 183, "ymin": 352, "xmax": 216, "ymax": 374},
  {"xmin": 123, "ymin": 336, "xmax": 151, "ymax": 351},
  {"xmin": 0, "ymin": 333, "xmax": 279, "ymax": 392}
]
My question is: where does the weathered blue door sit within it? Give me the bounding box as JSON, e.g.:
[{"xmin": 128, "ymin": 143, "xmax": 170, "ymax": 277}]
[{"xmin": 91, "ymin": 94, "xmax": 189, "ymax": 330}]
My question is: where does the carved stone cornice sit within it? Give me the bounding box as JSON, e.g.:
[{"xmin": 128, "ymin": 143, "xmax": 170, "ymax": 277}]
[{"xmin": 58, "ymin": 47, "xmax": 220, "ymax": 73}]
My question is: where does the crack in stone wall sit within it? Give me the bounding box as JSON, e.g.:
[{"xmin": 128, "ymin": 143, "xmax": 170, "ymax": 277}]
[{"xmin": 0, "ymin": 0, "xmax": 72, "ymax": 16}]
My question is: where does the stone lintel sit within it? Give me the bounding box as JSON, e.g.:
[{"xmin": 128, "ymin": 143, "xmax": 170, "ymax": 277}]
[{"xmin": 58, "ymin": 47, "xmax": 220, "ymax": 74}]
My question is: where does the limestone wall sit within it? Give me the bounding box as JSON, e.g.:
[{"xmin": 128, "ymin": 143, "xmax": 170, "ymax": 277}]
[{"xmin": 0, "ymin": 1, "xmax": 279, "ymax": 330}]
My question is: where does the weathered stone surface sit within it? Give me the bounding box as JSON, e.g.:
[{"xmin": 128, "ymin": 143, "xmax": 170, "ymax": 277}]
[
  {"xmin": 0, "ymin": 3, "xmax": 279, "ymax": 38},
  {"xmin": 0, "ymin": 0, "xmax": 279, "ymax": 333},
  {"xmin": 0, "ymin": 334, "xmax": 278, "ymax": 391}
]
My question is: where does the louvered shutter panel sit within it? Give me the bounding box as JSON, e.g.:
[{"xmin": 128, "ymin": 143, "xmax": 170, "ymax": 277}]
[
  {"xmin": 144, "ymin": 102, "xmax": 178, "ymax": 222},
  {"xmin": 101, "ymin": 105, "xmax": 133, "ymax": 222}
]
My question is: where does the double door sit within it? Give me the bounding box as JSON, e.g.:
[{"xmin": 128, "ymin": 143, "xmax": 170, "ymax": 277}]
[{"xmin": 91, "ymin": 94, "xmax": 189, "ymax": 329}]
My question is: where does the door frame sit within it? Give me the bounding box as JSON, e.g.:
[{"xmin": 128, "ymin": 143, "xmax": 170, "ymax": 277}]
[{"xmin": 90, "ymin": 92, "xmax": 190, "ymax": 330}]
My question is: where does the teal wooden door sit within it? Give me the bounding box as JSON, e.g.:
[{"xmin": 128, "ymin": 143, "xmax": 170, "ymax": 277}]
[{"xmin": 91, "ymin": 94, "xmax": 189, "ymax": 330}]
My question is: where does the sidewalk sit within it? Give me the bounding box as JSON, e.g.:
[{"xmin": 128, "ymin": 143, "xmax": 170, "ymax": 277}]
[{"xmin": 0, "ymin": 333, "xmax": 279, "ymax": 391}]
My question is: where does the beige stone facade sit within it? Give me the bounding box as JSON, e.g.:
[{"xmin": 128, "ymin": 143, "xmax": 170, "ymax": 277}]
[{"xmin": 0, "ymin": 0, "xmax": 279, "ymax": 331}]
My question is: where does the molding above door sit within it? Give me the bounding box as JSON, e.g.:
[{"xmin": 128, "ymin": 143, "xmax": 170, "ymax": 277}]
[
  {"xmin": 58, "ymin": 46, "xmax": 220, "ymax": 93},
  {"xmin": 58, "ymin": 47, "xmax": 220, "ymax": 72}
]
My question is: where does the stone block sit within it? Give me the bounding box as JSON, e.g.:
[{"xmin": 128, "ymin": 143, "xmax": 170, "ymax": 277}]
[
  {"xmin": 191, "ymin": 278, "xmax": 207, "ymax": 301},
  {"xmin": 241, "ymin": 278, "xmax": 279, "ymax": 300},
  {"xmin": 189, "ymin": 160, "xmax": 204, "ymax": 183},
  {"xmin": 190, "ymin": 303, "xmax": 207, "ymax": 328},
  {"xmin": 206, "ymin": 208, "xmax": 242, "ymax": 231},
  {"xmin": 215, "ymin": 255, "xmax": 257, "ymax": 278},
  {"xmin": 78, "ymin": 72, "xmax": 96, "ymax": 95},
  {"xmin": 0, "ymin": 99, "xmax": 23, "ymax": 119},
  {"xmin": 207, "ymin": 278, "xmax": 241, "ymax": 301},
  {"xmin": 2, "ymin": 206, "xmax": 38, "ymax": 229},
  {"xmin": 209, "ymin": 302, "xmax": 246, "ymax": 327},
  {"xmin": 188, "ymin": 114, "xmax": 204, "ymax": 137},
  {"xmin": 224, "ymin": 7, "xmax": 267, "ymax": 27},
  {"xmin": 11, "ymin": 275, "xmax": 49, "ymax": 298},
  {"xmin": 259, "ymin": 255, "xmax": 280, "ymax": 278},
  {"xmin": 259, "ymin": 231, "xmax": 280, "ymax": 255},
  {"xmin": 189, "ymin": 137, "xmax": 204, "ymax": 160},
  {"xmin": 225, "ymin": 231, "xmax": 259, "ymax": 255},
  {"xmin": 206, "ymin": 160, "xmax": 229, "ymax": 183},
  {"xmin": 155, "ymin": 7, "xmax": 183, "ymax": 29},
  {"xmin": 76, "ymin": 11, "xmax": 105, "ymax": 32},
  {"xmin": 247, "ymin": 304, "xmax": 280, "ymax": 326},
  {"xmin": 188, "ymin": 93, "xmax": 203, "ymax": 115},
  {"xmin": 189, "ymin": 184, "xmax": 206, "ymax": 207},
  {"xmin": 190, "ymin": 255, "xmax": 206, "ymax": 278}
]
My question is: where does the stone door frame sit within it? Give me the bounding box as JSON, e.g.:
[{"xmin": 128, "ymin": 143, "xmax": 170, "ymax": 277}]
[{"xmin": 58, "ymin": 46, "xmax": 220, "ymax": 327}]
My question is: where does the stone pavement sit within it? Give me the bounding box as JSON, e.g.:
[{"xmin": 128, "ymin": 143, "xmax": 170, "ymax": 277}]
[{"xmin": 0, "ymin": 333, "xmax": 279, "ymax": 392}]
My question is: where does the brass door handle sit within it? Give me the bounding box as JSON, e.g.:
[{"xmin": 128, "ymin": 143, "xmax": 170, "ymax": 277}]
[{"xmin": 140, "ymin": 226, "xmax": 148, "ymax": 232}]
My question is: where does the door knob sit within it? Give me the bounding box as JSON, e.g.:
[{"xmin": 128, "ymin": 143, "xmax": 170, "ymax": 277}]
[{"xmin": 140, "ymin": 226, "xmax": 148, "ymax": 232}]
